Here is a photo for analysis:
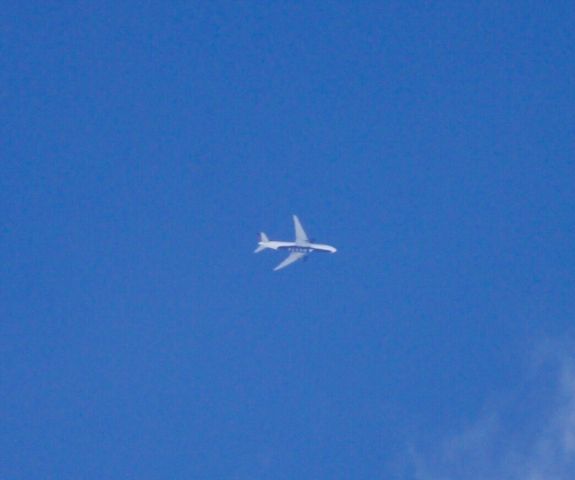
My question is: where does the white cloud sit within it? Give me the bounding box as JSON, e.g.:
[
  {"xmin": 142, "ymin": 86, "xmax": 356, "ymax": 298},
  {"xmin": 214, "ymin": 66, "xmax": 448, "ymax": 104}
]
[{"xmin": 410, "ymin": 341, "xmax": 575, "ymax": 480}]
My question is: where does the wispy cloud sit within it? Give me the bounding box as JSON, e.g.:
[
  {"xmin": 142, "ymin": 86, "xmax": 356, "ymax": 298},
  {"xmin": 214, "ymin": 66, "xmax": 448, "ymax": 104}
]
[{"xmin": 410, "ymin": 340, "xmax": 575, "ymax": 480}]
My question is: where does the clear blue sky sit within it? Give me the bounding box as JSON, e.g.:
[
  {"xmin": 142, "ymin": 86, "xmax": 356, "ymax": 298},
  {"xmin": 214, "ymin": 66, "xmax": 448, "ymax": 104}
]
[{"xmin": 2, "ymin": 2, "xmax": 574, "ymax": 479}]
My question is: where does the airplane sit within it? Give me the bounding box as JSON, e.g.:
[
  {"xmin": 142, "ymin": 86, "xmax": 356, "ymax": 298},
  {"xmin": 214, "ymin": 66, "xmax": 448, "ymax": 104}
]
[{"xmin": 254, "ymin": 215, "xmax": 337, "ymax": 271}]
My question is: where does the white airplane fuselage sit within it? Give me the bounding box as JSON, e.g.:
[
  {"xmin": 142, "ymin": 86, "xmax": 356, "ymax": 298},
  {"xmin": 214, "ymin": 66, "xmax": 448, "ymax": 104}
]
[
  {"xmin": 257, "ymin": 240, "xmax": 337, "ymax": 254},
  {"xmin": 255, "ymin": 215, "xmax": 336, "ymax": 270}
]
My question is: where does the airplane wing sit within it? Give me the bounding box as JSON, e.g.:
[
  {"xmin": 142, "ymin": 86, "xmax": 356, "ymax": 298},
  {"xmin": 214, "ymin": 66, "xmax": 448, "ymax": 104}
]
[
  {"xmin": 293, "ymin": 215, "xmax": 309, "ymax": 244},
  {"xmin": 274, "ymin": 252, "xmax": 306, "ymax": 271}
]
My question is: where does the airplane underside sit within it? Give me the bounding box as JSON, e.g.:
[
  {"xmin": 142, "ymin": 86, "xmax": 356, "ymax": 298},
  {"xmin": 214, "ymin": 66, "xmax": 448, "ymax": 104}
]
[{"xmin": 255, "ymin": 215, "xmax": 337, "ymax": 271}]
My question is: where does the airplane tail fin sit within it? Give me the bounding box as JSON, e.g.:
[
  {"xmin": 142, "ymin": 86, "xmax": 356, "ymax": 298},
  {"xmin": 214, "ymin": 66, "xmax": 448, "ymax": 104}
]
[{"xmin": 254, "ymin": 232, "xmax": 269, "ymax": 253}]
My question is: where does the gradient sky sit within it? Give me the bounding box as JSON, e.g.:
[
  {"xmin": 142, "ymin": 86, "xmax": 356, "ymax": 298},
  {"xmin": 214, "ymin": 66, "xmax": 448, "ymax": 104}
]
[{"xmin": 2, "ymin": 2, "xmax": 574, "ymax": 479}]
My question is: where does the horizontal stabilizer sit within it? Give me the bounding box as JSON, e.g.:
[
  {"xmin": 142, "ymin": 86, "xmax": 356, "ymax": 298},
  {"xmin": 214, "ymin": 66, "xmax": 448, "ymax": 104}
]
[{"xmin": 254, "ymin": 232, "xmax": 269, "ymax": 253}]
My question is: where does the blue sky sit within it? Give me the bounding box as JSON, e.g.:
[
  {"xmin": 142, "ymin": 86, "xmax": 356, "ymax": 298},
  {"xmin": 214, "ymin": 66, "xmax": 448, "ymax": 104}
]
[{"xmin": 1, "ymin": 2, "xmax": 574, "ymax": 479}]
